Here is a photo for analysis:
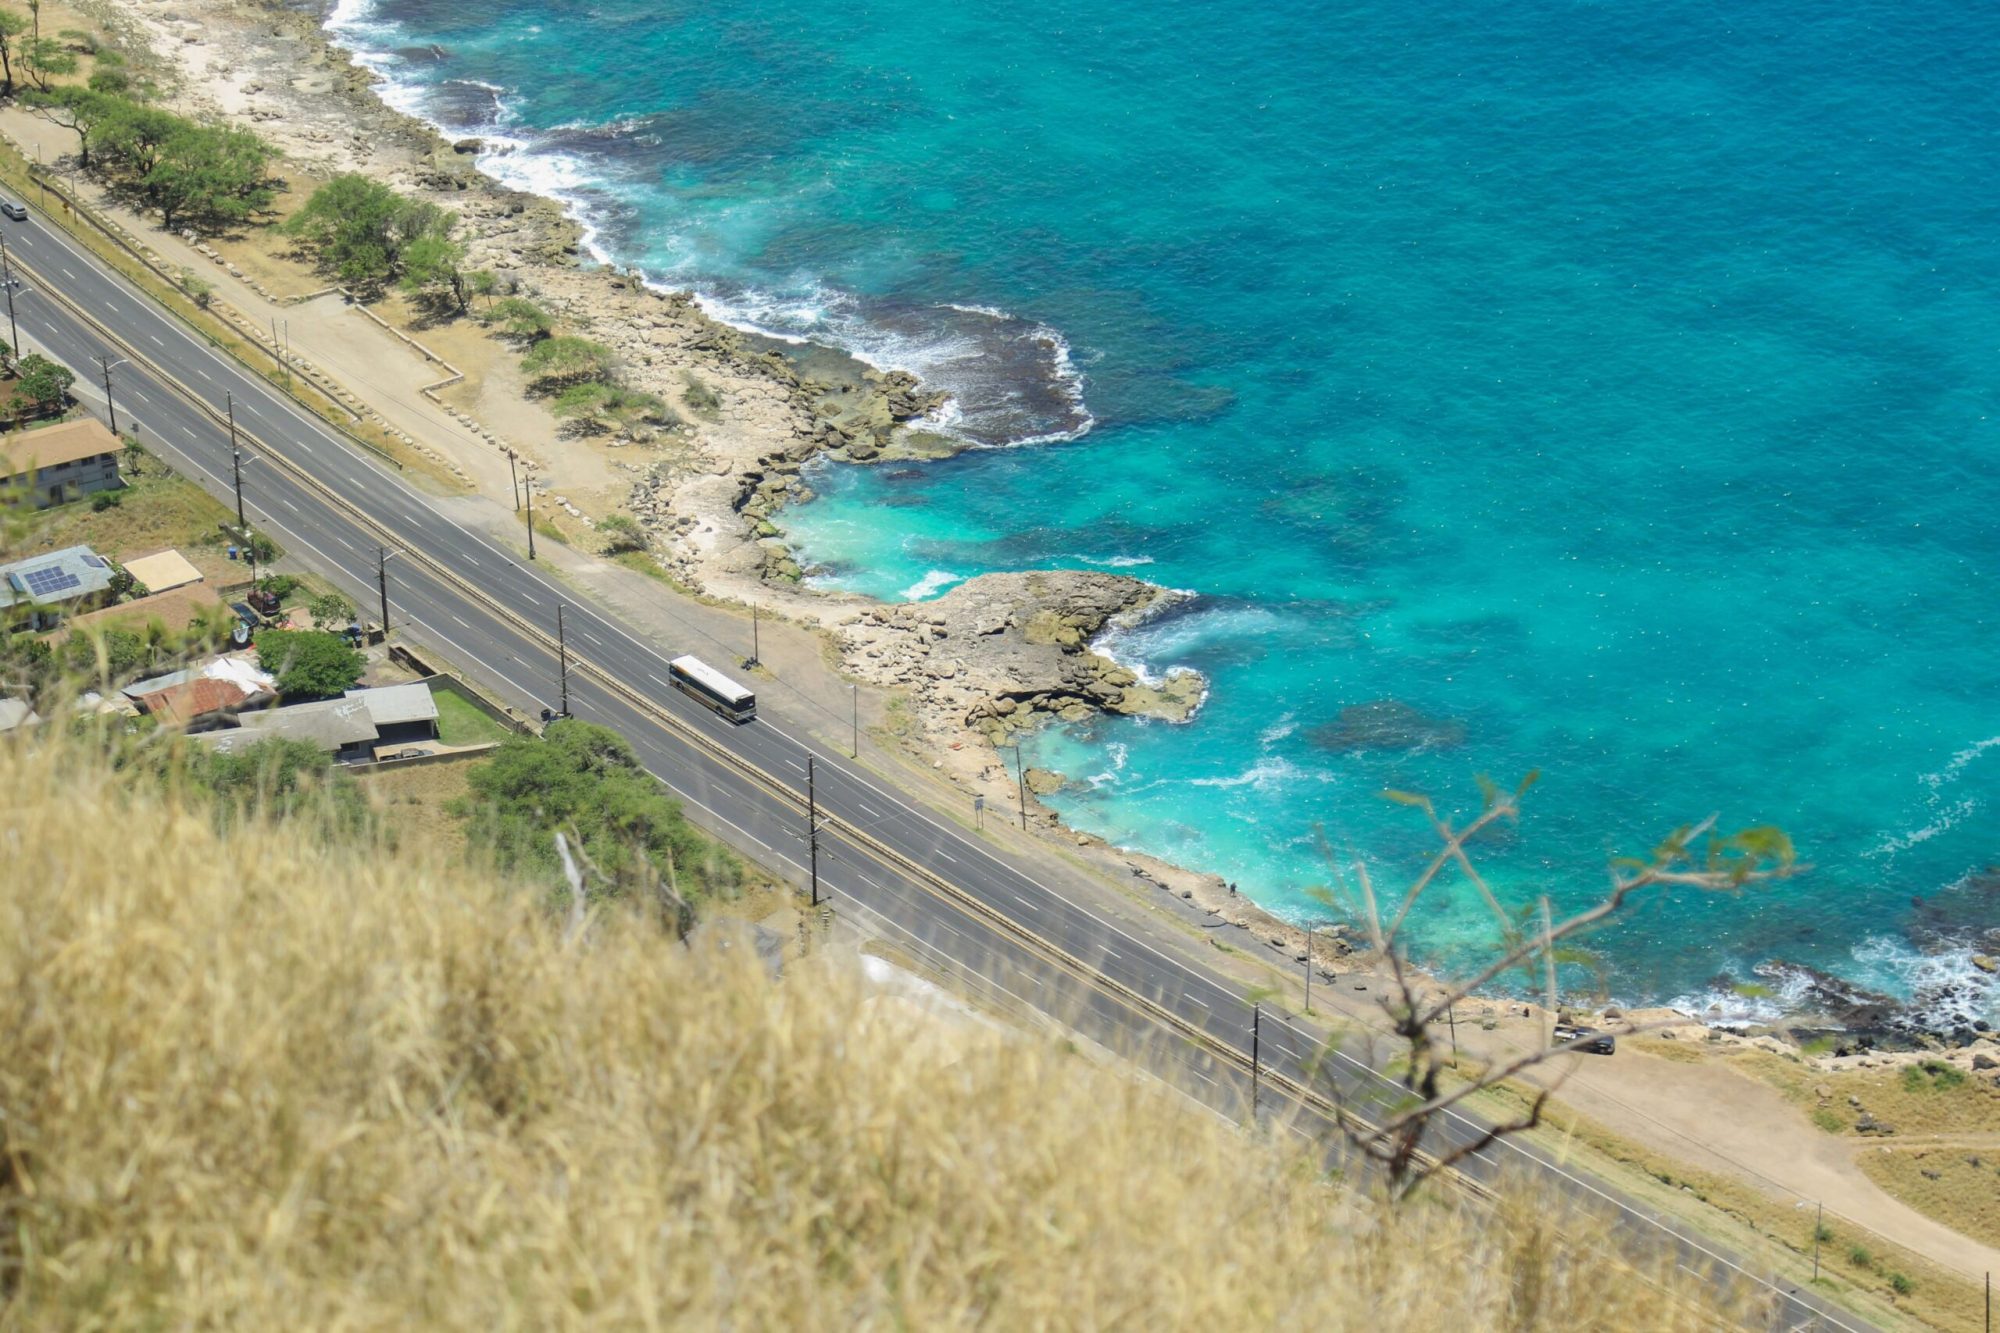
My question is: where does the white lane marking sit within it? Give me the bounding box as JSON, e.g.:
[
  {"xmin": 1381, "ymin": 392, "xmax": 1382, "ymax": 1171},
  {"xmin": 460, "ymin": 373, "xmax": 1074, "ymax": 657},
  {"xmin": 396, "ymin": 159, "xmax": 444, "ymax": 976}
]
[
  {"xmin": 195, "ymin": 367, "xmax": 214, "ymax": 382},
  {"xmin": 581, "ymin": 631, "xmax": 602, "ymax": 648},
  {"xmin": 648, "ymin": 673, "xmax": 670, "ymax": 690},
  {"xmin": 783, "ymin": 758, "xmax": 806, "ymax": 774},
  {"xmin": 450, "ymin": 614, "xmax": 470, "ymax": 629},
  {"xmin": 60, "ymin": 266, "xmax": 76, "ymax": 280},
  {"xmin": 280, "ymin": 497, "xmax": 299, "ymax": 513},
  {"xmin": 149, "ymin": 335, "xmax": 163, "ymax": 347},
  {"xmin": 936, "ymin": 850, "xmax": 958, "ymax": 865},
  {"xmin": 857, "ymin": 803, "xmax": 880, "ymax": 817}
]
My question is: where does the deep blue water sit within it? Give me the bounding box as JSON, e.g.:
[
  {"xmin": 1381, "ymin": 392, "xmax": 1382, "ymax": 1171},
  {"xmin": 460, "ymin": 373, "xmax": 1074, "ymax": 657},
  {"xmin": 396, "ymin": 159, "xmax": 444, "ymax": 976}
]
[{"xmin": 329, "ymin": 0, "xmax": 2000, "ymax": 1025}]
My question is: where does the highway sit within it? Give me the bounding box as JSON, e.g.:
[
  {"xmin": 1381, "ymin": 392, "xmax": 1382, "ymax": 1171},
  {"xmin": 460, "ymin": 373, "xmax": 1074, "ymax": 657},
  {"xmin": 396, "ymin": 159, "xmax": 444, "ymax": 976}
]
[{"xmin": 3, "ymin": 210, "xmax": 1873, "ymax": 1330}]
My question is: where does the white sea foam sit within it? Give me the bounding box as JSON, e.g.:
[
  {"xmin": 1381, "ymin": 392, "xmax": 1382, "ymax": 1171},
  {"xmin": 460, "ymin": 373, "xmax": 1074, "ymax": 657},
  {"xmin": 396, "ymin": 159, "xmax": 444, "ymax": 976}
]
[
  {"xmin": 1865, "ymin": 796, "xmax": 1976, "ymax": 858},
  {"xmin": 1849, "ymin": 935, "xmax": 1999, "ymax": 1032},
  {"xmin": 317, "ymin": 6, "xmax": 1096, "ymax": 452},
  {"xmin": 898, "ymin": 569, "xmax": 964, "ymax": 602},
  {"xmin": 1259, "ymin": 713, "xmax": 1298, "ymax": 746},
  {"xmin": 1075, "ymin": 553, "xmax": 1155, "ymax": 568},
  {"xmin": 1920, "ymin": 734, "xmax": 2000, "ymax": 790},
  {"xmin": 1189, "ymin": 757, "xmax": 1335, "ymax": 793}
]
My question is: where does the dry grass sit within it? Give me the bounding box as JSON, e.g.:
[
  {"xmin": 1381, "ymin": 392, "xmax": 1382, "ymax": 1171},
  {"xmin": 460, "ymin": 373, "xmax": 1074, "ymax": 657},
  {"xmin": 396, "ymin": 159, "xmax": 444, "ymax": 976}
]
[
  {"xmin": 1855, "ymin": 1146, "xmax": 2000, "ymax": 1250},
  {"xmin": 17, "ymin": 472, "xmax": 236, "ymax": 570},
  {"xmin": 356, "ymin": 753, "xmax": 478, "ymax": 861},
  {"xmin": 0, "ymin": 726, "xmax": 1767, "ymax": 1328},
  {"xmin": 1725, "ymin": 1047, "xmax": 2000, "ymax": 1137}
]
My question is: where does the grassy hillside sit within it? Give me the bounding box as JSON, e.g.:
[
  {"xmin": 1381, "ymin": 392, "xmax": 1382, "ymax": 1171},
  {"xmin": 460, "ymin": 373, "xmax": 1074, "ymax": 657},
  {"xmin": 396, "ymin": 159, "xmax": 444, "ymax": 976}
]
[{"xmin": 0, "ymin": 725, "xmax": 1760, "ymax": 1328}]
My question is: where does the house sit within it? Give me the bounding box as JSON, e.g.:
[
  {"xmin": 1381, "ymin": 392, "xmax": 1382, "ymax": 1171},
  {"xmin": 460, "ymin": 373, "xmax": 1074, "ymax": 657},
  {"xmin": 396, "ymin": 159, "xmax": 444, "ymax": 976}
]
[
  {"xmin": 196, "ymin": 694, "xmax": 381, "ymax": 762},
  {"xmin": 123, "ymin": 653, "xmax": 278, "ymax": 719},
  {"xmin": 0, "ymin": 545, "xmax": 117, "ymax": 631},
  {"xmin": 0, "ymin": 696, "xmax": 39, "ymax": 732},
  {"xmin": 50, "ymin": 582, "xmax": 224, "ymax": 646},
  {"xmin": 1, "ymin": 418, "xmax": 122, "ymax": 508},
  {"xmin": 347, "ymin": 682, "xmax": 439, "ymax": 754},
  {"xmin": 121, "ymin": 549, "xmax": 205, "ymax": 595},
  {"xmin": 135, "ymin": 676, "xmax": 271, "ymax": 732}
]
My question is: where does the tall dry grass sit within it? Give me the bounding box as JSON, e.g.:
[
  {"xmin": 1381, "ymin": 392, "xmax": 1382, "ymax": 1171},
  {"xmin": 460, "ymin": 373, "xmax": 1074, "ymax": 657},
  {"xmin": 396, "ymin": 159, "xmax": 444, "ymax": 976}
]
[{"xmin": 0, "ymin": 726, "xmax": 1763, "ymax": 1328}]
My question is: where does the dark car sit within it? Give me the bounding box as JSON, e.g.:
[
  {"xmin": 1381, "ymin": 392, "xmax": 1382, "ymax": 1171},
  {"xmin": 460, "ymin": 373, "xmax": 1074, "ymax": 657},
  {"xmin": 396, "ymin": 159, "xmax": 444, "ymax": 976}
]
[
  {"xmin": 247, "ymin": 588, "xmax": 283, "ymax": 617},
  {"xmin": 229, "ymin": 600, "xmax": 262, "ymax": 627},
  {"xmin": 1553, "ymin": 1022, "xmax": 1615, "ymax": 1055}
]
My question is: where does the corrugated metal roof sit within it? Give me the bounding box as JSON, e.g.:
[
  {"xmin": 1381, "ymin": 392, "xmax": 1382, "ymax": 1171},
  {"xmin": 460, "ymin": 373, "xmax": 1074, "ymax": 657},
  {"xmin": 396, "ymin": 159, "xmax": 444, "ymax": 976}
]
[{"xmin": 344, "ymin": 682, "xmax": 439, "ymax": 728}]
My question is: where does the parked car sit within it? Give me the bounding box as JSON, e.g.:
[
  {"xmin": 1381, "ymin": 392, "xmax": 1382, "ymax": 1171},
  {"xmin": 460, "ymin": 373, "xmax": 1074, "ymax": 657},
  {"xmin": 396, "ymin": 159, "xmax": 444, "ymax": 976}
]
[
  {"xmin": 0, "ymin": 200, "xmax": 26, "ymax": 222},
  {"xmin": 1553, "ymin": 1022, "xmax": 1616, "ymax": 1055},
  {"xmin": 247, "ymin": 588, "xmax": 283, "ymax": 617},
  {"xmin": 229, "ymin": 600, "xmax": 262, "ymax": 627}
]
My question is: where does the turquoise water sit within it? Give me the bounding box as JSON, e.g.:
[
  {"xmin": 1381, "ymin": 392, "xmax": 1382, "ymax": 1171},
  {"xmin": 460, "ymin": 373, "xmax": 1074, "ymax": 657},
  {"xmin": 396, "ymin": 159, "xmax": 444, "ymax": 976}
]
[{"xmin": 331, "ymin": 0, "xmax": 2000, "ymax": 1026}]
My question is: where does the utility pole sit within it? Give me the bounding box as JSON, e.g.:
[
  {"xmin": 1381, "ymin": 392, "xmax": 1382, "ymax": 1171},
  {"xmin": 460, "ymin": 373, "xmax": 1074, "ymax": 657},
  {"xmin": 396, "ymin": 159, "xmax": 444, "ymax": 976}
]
[
  {"xmin": 507, "ymin": 449, "xmax": 521, "ymax": 510},
  {"xmin": 1447, "ymin": 999, "xmax": 1459, "ymax": 1068},
  {"xmin": 807, "ymin": 755, "xmax": 821, "ymax": 907},
  {"xmin": 556, "ymin": 604, "xmax": 570, "ymax": 718},
  {"xmin": 1010, "ymin": 744, "xmax": 1028, "ymax": 830},
  {"xmin": 228, "ymin": 396, "xmax": 246, "ymax": 529},
  {"xmin": 377, "ymin": 546, "xmax": 393, "ymax": 643},
  {"xmin": 271, "ymin": 316, "xmax": 290, "ymax": 393},
  {"xmin": 851, "ymin": 682, "xmax": 859, "ymax": 758},
  {"xmin": 745, "ymin": 602, "xmax": 761, "ymax": 669},
  {"xmin": 525, "ymin": 476, "xmax": 538, "ymax": 560},
  {"xmin": 1305, "ymin": 922, "xmax": 1316, "ymax": 1014},
  {"xmin": 93, "ymin": 355, "xmax": 120, "ymax": 434},
  {"xmin": 1251, "ymin": 1004, "xmax": 1261, "ymax": 1119},
  {"xmin": 0, "ymin": 232, "xmax": 18, "ymax": 357}
]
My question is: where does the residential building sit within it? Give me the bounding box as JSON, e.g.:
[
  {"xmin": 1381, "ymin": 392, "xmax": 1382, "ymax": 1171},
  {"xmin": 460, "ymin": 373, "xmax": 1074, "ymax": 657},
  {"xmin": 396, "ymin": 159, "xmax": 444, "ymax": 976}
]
[
  {"xmin": 0, "ymin": 545, "xmax": 117, "ymax": 631},
  {"xmin": 1, "ymin": 419, "xmax": 123, "ymax": 508},
  {"xmin": 196, "ymin": 695, "xmax": 381, "ymax": 763},
  {"xmin": 0, "ymin": 697, "xmax": 39, "ymax": 732},
  {"xmin": 347, "ymin": 682, "xmax": 439, "ymax": 754}
]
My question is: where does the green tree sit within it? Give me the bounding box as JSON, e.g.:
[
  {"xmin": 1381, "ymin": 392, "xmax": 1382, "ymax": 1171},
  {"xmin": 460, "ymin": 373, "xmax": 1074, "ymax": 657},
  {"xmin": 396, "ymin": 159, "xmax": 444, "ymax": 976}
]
[
  {"xmin": 521, "ymin": 335, "xmax": 613, "ymax": 389},
  {"xmin": 14, "ymin": 353, "xmax": 75, "ymax": 413},
  {"xmin": 85, "ymin": 66, "xmax": 130, "ymax": 97},
  {"xmin": 553, "ymin": 382, "xmax": 668, "ymax": 435},
  {"xmin": 308, "ymin": 592, "xmax": 355, "ymax": 630},
  {"xmin": 283, "ymin": 174, "xmax": 452, "ymax": 292},
  {"xmin": 0, "ymin": 632, "xmax": 56, "ymax": 703},
  {"xmin": 21, "ymin": 85, "xmax": 112, "ymax": 167},
  {"xmin": 61, "ymin": 627, "xmax": 145, "ymax": 685},
  {"xmin": 253, "ymin": 628, "xmax": 364, "ymax": 700},
  {"xmin": 458, "ymin": 720, "xmax": 745, "ymax": 906},
  {"xmin": 140, "ymin": 123, "xmax": 274, "ymax": 230},
  {"xmin": 20, "ymin": 34, "xmax": 73, "ymax": 91},
  {"xmin": 484, "ymin": 295, "xmax": 553, "ymax": 341},
  {"xmin": 0, "ymin": 11, "xmax": 28, "ymax": 96},
  {"xmin": 398, "ymin": 228, "xmax": 471, "ymax": 312},
  {"xmin": 95, "ymin": 100, "xmax": 180, "ymax": 179}
]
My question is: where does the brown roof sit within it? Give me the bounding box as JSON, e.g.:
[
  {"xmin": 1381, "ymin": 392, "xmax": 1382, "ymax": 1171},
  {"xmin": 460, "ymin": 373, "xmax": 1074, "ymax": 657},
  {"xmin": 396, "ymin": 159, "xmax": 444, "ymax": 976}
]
[
  {"xmin": 138, "ymin": 677, "xmax": 256, "ymax": 727},
  {"xmin": 46, "ymin": 582, "xmax": 224, "ymax": 646},
  {"xmin": 1, "ymin": 418, "xmax": 120, "ymax": 476}
]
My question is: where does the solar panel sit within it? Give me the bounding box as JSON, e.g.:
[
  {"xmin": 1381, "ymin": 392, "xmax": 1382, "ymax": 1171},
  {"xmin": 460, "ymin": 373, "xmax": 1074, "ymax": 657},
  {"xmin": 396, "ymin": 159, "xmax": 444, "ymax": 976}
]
[{"xmin": 22, "ymin": 565, "xmax": 81, "ymax": 596}]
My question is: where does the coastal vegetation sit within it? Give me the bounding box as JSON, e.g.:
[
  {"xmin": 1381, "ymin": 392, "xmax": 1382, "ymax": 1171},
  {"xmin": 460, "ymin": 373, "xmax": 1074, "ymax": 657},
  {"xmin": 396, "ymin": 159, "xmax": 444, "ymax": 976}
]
[
  {"xmin": 0, "ymin": 721, "xmax": 1762, "ymax": 1327},
  {"xmin": 282, "ymin": 172, "xmax": 487, "ymax": 312}
]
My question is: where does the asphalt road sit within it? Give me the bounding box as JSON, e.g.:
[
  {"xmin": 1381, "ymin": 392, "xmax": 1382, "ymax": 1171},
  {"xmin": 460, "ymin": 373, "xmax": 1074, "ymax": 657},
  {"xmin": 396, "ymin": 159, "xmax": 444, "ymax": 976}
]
[{"xmin": 2, "ymin": 210, "xmax": 1874, "ymax": 1331}]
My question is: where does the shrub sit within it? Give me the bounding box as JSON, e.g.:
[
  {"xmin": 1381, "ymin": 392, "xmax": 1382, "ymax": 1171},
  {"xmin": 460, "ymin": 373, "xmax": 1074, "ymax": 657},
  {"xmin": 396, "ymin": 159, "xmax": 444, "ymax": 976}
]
[
  {"xmin": 1899, "ymin": 1060, "xmax": 1966, "ymax": 1093},
  {"xmin": 252, "ymin": 628, "xmax": 365, "ymax": 700},
  {"xmin": 596, "ymin": 513, "xmax": 647, "ymax": 556},
  {"xmin": 1888, "ymin": 1272, "xmax": 1914, "ymax": 1296},
  {"xmin": 1809, "ymin": 1108, "xmax": 1844, "ymax": 1134},
  {"xmin": 308, "ymin": 592, "xmax": 356, "ymax": 630},
  {"xmin": 90, "ymin": 489, "xmax": 122, "ymax": 511},
  {"xmin": 483, "ymin": 295, "xmax": 553, "ymax": 340},
  {"xmin": 521, "ymin": 335, "xmax": 614, "ymax": 388},
  {"xmin": 256, "ymin": 573, "xmax": 301, "ymax": 602},
  {"xmin": 682, "ymin": 372, "xmax": 720, "ymax": 414},
  {"xmin": 1848, "ymin": 1244, "xmax": 1873, "ymax": 1268}
]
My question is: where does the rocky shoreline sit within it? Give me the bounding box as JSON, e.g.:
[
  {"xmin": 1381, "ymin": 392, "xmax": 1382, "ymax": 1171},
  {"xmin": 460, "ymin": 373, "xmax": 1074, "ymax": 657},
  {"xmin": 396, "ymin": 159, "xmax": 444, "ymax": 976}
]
[{"xmin": 81, "ymin": 0, "xmax": 1998, "ymax": 1062}]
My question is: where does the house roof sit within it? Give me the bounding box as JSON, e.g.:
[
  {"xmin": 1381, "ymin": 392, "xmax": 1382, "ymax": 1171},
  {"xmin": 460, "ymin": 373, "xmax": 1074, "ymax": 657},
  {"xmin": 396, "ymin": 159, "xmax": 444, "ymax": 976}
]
[
  {"xmin": 137, "ymin": 677, "xmax": 261, "ymax": 728},
  {"xmin": 0, "ymin": 545, "xmax": 115, "ymax": 607},
  {"xmin": 0, "ymin": 697, "xmax": 39, "ymax": 732},
  {"xmin": 345, "ymin": 682, "xmax": 439, "ymax": 728},
  {"xmin": 121, "ymin": 549, "xmax": 204, "ymax": 594},
  {"xmin": 49, "ymin": 582, "xmax": 223, "ymax": 645},
  {"xmin": 0, "ymin": 418, "xmax": 120, "ymax": 476},
  {"xmin": 121, "ymin": 653, "xmax": 275, "ymax": 702},
  {"xmin": 197, "ymin": 695, "xmax": 379, "ymax": 755}
]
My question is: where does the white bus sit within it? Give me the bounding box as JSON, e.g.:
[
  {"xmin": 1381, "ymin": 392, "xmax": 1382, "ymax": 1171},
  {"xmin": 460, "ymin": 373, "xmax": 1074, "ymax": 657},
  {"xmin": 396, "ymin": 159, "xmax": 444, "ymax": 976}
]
[{"xmin": 668, "ymin": 655, "xmax": 756, "ymax": 723}]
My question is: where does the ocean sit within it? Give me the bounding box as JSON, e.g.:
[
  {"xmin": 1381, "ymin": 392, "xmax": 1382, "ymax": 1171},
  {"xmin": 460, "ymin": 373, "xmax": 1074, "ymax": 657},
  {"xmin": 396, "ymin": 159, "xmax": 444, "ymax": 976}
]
[{"xmin": 326, "ymin": 0, "xmax": 2000, "ymax": 1028}]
